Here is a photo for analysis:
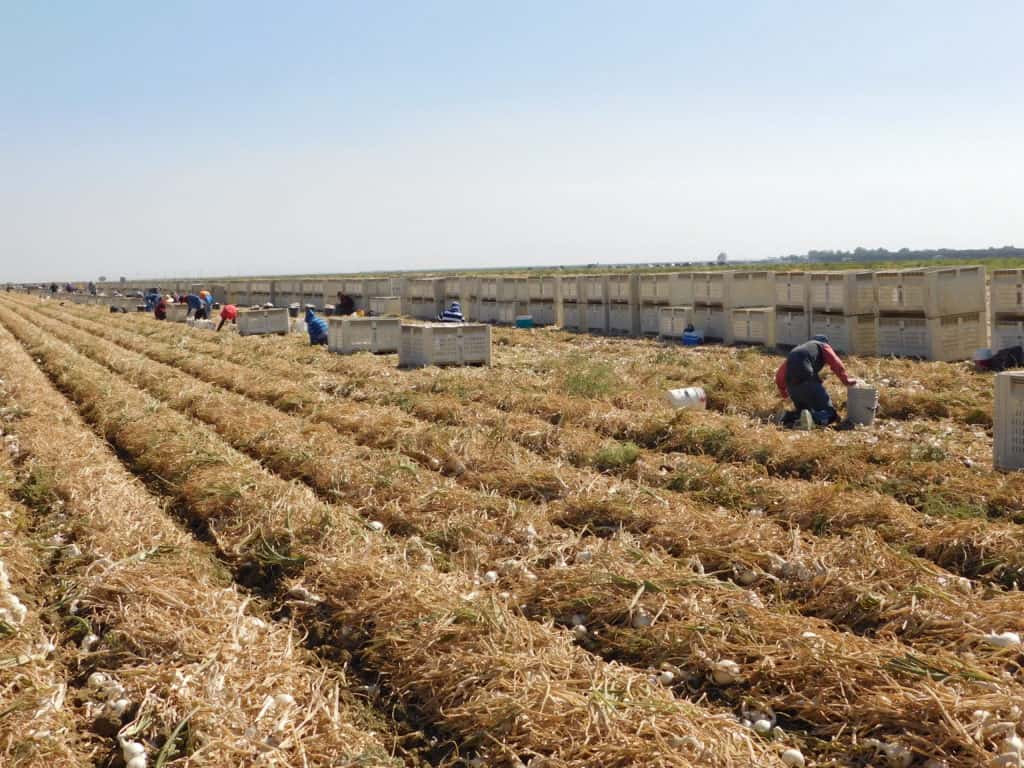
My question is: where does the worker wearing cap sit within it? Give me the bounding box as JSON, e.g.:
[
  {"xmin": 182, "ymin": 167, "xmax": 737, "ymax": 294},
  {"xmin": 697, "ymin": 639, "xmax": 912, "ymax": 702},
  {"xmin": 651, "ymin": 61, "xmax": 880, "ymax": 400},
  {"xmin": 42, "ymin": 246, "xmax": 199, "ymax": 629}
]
[
  {"xmin": 775, "ymin": 335, "xmax": 857, "ymax": 427},
  {"xmin": 217, "ymin": 304, "xmax": 238, "ymax": 331},
  {"xmin": 305, "ymin": 307, "xmax": 328, "ymax": 346}
]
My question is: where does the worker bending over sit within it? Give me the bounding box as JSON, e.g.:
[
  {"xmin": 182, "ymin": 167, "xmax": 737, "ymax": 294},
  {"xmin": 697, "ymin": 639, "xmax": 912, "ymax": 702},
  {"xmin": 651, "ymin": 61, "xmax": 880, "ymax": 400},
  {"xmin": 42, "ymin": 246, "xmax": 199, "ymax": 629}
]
[
  {"xmin": 185, "ymin": 293, "xmax": 206, "ymax": 320},
  {"xmin": 438, "ymin": 301, "xmax": 464, "ymax": 322},
  {"xmin": 217, "ymin": 304, "xmax": 238, "ymax": 331},
  {"xmin": 154, "ymin": 296, "xmax": 168, "ymax": 320},
  {"xmin": 305, "ymin": 307, "xmax": 328, "ymax": 346},
  {"xmin": 775, "ymin": 335, "xmax": 857, "ymax": 428}
]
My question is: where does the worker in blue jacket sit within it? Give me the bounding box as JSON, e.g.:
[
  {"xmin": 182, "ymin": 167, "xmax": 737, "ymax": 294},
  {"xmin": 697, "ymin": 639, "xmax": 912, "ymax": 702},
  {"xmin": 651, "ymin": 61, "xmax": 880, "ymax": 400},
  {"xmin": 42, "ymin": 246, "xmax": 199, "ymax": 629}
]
[
  {"xmin": 438, "ymin": 301, "xmax": 465, "ymax": 322},
  {"xmin": 185, "ymin": 293, "xmax": 207, "ymax": 320},
  {"xmin": 305, "ymin": 307, "xmax": 328, "ymax": 346}
]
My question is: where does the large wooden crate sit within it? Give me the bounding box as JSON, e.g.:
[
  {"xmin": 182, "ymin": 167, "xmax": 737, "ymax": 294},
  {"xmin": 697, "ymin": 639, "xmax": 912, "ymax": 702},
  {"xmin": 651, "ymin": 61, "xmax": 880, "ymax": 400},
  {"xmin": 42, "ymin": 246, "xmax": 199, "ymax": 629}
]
[
  {"xmin": 875, "ymin": 266, "xmax": 985, "ymax": 317},
  {"xmin": 368, "ymin": 296, "xmax": 402, "ymax": 316},
  {"xmin": 809, "ymin": 311, "xmax": 876, "ymax": 356},
  {"xmin": 658, "ymin": 306, "xmax": 692, "ymax": 339},
  {"xmin": 731, "ymin": 307, "xmax": 776, "ymax": 347},
  {"xmin": 775, "ymin": 271, "xmax": 809, "ymax": 309},
  {"xmin": 991, "ymin": 269, "xmax": 1024, "ymax": 318},
  {"xmin": 995, "ymin": 371, "xmax": 1024, "ymax": 471},
  {"xmin": 237, "ymin": 308, "xmax": 289, "ymax": 336},
  {"xmin": 808, "ymin": 272, "xmax": 875, "ymax": 314},
  {"xmin": 399, "ymin": 323, "xmax": 491, "ymax": 367},
  {"xmin": 775, "ymin": 308, "xmax": 810, "ymax": 348},
  {"xmin": 876, "ymin": 311, "xmax": 984, "ymax": 361},
  {"xmin": 328, "ymin": 316, "xmax": 400, "ymax": 354}
]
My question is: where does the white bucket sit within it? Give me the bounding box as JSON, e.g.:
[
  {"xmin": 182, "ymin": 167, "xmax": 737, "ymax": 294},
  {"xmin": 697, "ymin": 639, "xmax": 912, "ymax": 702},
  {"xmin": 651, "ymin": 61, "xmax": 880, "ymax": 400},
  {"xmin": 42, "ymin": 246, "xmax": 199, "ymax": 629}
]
[
  {"xmin": 847, "ymin": 383, "xmax": 878, "ymax": 426},
  {"xmin": 666, "ymin": 387, "xmax": 707, "ymax": 410}
]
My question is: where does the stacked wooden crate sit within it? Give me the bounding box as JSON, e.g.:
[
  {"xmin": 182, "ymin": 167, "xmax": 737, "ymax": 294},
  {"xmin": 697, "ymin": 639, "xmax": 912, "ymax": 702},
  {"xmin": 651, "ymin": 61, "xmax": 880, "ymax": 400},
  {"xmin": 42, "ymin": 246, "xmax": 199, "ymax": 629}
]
[
  {"xmin": 690, "ymin": 270, "xmax": 775, "ymax": 344},
  {"xmin": 639, "ymin": 273, "xmax": 690, "ymax": 335},
  {"xmin": 874, "ymin": 266, "xmax": 986, "ymax": 361},
  {"xmin": 807, "ymin": 272, "xmax": 877, "ymax": 355},
  {"xmin": 774, "ymin": 271, "xmax": 810, "ymax": 349},
  {"xmin": 991, "ymin": 269, "xmax": 1024, "ymax": 350},
  {"xmin": 402, "ymin": 277, "xmax": 446, "ymax": 320}
]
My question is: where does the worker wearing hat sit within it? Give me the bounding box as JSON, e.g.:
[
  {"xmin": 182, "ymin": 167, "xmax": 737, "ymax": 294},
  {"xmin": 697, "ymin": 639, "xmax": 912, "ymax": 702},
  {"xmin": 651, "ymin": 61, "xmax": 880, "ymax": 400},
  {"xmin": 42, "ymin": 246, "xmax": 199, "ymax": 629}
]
[{"xmin": 775, "ymin": 335, "xmax": 857, "ymax": 428}]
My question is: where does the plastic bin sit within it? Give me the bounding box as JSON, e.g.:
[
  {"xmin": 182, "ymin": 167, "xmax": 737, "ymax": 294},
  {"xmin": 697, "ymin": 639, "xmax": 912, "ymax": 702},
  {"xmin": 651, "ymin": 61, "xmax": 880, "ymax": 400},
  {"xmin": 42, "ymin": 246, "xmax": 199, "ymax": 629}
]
[
  {"xmin": 328, "ymin": 317, "xmax": 401, "ymax": 354},
  {"xmin": 731, "ymin": 307, "xmax": 776, "ymax": 347},
  {"xmin": 585, "ymin": 302, "xmax": 609, "ymax": 334},
  {"xmin": 808, "ymin": 272, "xmax": 875, "ymax": 314},
  {"xmin": 659, "ymin": 306, "xmax": 692, "ymax": 339},
  {"xmin": 166, "ymin": 304, "xmax": 189, "ymax": 323},
  {"xmin": 809, "ymin": 311, "xmax": 876, "ymax": 356},
  {"xmin": 528, "ymin": 276, "xmax": 560, "ymax": 301},
  {"xmin": 991, "ymin": 269, "xmax": 1024, "ymax": 317},
  {"xmin": 237, "ymin": 308, "xmax": 289, "ymax": 336},
  {"xmin": 559, "ymin": 276, "xmax": 582, "ymax": 302},
  {"xmin": 562, "ymin": 301, "xmax": 584, "ymax": 332},
  {"xmin": 368, "ymin": 296, "xmax": 402, "ymax": 316},
  {"xmin": 692, "ymin": 305, "xmax": 729, "ymax": 342},
  {"xmin": 606, "ymin": 274, "xmax": 638, "ymax": 304},
  {"xmin": 399, "ymin": 323, "xmax": 492, "ymax": 367},
  {"xmin": 876, "ymin": 311, "xmax": 984, "ymax": 361},
  {"xmin": 495, "ymin": 301, "xmax": 518, "ymax": 325},
  {"xmin": 994, "ymin": 319, "xmax": 1024, "ymax": 351},
  {"xmin": 580, "ymin": 275, "xmax": 609, "ymax": 303},
  {"xmin": 608, "ymin": 302, "xmax": 639, "ymax": 336},
  {"xmin": 527, "ymin": 301, "xmax": 557, "ymax": 326},
  {"xmin": 775, "ymin": 308, "xmax": 810, "ymax": 348},
  {"xmin": 775, "ymin": 271, "xmax": 809, "ymax": 308},
  {"xmin": 875, "ymin": 266, "xmax": 985, "ymax": 317},
  {"xmin": 995, "ymin": 371, "xmax": 1024, "ymax": 471}
]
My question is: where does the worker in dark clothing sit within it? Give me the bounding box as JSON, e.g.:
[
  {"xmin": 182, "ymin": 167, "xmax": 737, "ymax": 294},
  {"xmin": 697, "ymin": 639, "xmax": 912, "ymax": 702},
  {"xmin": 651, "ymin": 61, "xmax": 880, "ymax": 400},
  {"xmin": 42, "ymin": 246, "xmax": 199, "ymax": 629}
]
[
  {"xmin": 775, "ymin": 335, "xmax": 857, "ymax": 428},
  {"xmin": 185, "ymin": 293, "xmax": 206, "ymax": 320},
  {"xmin": 335, "ymin": 292, "xmax": 356, "ymax": 316},
  {"xmin": 154, "ymin": 296, "xmax": 168, "ymax": 320},
  {"xmin": 305, "ymin": 307, "xmax": 329, "ymax": 346}
]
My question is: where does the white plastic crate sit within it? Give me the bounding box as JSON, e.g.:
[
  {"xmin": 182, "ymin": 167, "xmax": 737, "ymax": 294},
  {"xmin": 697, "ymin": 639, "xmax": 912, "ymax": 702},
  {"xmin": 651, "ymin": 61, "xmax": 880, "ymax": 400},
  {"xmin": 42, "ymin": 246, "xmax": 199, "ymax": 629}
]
[
  {"xmin": 275, "ymin": 280, "xmax": 303, "ymax": 306},
  {"xmin": 658, "ymin": 306, "xmax": 693, "ymax": 339},
  {"xmin": 187, "ymin": 318, "xmax": 215, "ymax": 331},
  {"xmin": 808, "ymin": 272, "xmax": 875, "ymax": 314},
  {"xmin": 237, "ymin": 308, "xmax": 289, "ymax": 336},
  {"xmin": 444, "ymin": 276, "xmax": 467, "ymax": 300},
  {"xmin": 729, "ymin": 271, "xmax": 776, "ymax": 308},
  {"xmin": 875, "ymin": 266, "xmax": 985, "ymax": 317},
  {"xmin": 403, "ymin": 297, "xmax": 442, "ymax": 321},
  {"xmin": 641, "ymin": 305, "xmax": 662, "ymax": 335},
  {"xmin": 691, "ymin": 272, "xmax": 725, "ymax": 305},
  {"xmin": 404, "ymin": 278, "xmax": 445, "ymax": 302},
  {"xmin": 994, "ymin": 319, "xmax": 1024, "ymax": 351},
  {"xmin": 476, "ymin": 300, "xmax": 498, "ymax": 324},
  {"xmin": 606, "ymin": 274, "xmax": 638, "ymax": 304},
  {"xmin": 809, "ymin": 311, "xmax": 876, "ymax": 356},
  {"xmin": 608, "ymin": 302, "xmax": 639, "ymax": 336},
  {"xmin": 991, "ymin": 270, "xmax": 1024, "ymax": 317},
  {"xmin": 166, "ymin": 304, "xmax": 190, "ymax": 323},
  {"xmin": 585, "ymin": 302, "xmax": 609, "ymax": 333},
  {"xmin": 995, "ymin": 372, "xmax": 1024, "ymax": 471},
  {"xmin": 561, "ymin": 301, "xmax": 584, "ymax": 332},
  {"xmin": 496, "ymin": 277, "xmax": 529, "ymax": 303},
  {"xmin": 693, "ymin": 305, "xmax": 729, "ymax": 342},
  {"xmin": 580, "ymin": 275, "xmax": 609, "ymax": 303},
  {"xmin": 328, "ymin": 316, "xmax": 400, "ymax": 354},
  {"xmin": 476, "ymin": 277, "xmax": 498, "ymax": 301},
  {"xmin": 775, "ymin": 309, "xmax": 810, "ymax": 348},
  {"xmin": 731, "ymin": 307, "xmax": 776, "ymax": 347},
  {"xmin": 528, "ymin": 276, "xmax": 560, "ymax": 301},
  {"xmin": 559, "ymin": 276, "xmax": 582, "ymax": 302},
  {"xmin": 527, "ymin": 301, "xmax": 557, "ymax": 326},
  {"xmin": 638, "ymin": 273, "xmax": 676, "ymax": 304},
  {"xmin": 301, "ymin": 280, "xmax": 325, "ymax": 306},
  {"xmin": 876, "ymin": 311, "xmax": 984, "ymax": 361},
  {"xmin": 775, "ymin": 271, "xmax": 809, "ymax": 308},
  {"xmin": 249, "ymin": 280, "xmax": 274, "ymax": 305},
  {"xmin": 368, "ymin": 296, "xmax": 402, "ymax": 316},
  {"xmin": 495, "ymin": 301, "xmax": 518, "ymax": 325},
  {"xmin": 399, "ymin": 323, "xmax": 492, "ymax": 367}
]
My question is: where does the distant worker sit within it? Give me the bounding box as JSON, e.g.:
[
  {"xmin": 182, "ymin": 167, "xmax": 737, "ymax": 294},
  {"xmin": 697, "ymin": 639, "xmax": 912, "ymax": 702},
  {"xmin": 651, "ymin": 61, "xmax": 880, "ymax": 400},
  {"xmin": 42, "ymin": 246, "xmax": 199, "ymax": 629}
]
[
  {"xmin": 335, "ymin": 292, "xmax": 356, "ymax": 316},
  {"xmin": 775, "ymin": 335, "xmax": 857, "ymax": 429},
  {"xmin": 154, "ymin": 295, "xmax": 168, "ymax": 320},
  {"xmin": 438, "ymin": 301, "xmax": 464, "ymax": 323},
  {"xmin": 50, "ymin": 282, "xmax": 58, "ymax": 295},
  {"xmin": 200, "ymin": 290, "xmax": 215, "ymax": 312},
  {"xmin": 305, "ymin": 307, "xmax": 328, "ymax": 346},
  {"xmin": 185, "ymin": 293, "xmax": 206, "ymax": 319},
  {"xmin": 88, "ymin": 281, "xmax": 97, "ymax": 295},
  {"xmin": 217, "ymin": 303, "xmax": 238, "ymax": 331},
  {"xmin": 144, "ymin": 288, "xmax": 160, "ymax": 311}
]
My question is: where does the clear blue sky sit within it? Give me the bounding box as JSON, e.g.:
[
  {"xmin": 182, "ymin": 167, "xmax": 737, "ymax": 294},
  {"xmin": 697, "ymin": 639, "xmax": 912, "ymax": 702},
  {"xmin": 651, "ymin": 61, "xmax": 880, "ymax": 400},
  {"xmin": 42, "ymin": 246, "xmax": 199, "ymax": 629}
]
[{"xmin": 2, "ymin": 1, "xmax": 1021, "ymax": 281}]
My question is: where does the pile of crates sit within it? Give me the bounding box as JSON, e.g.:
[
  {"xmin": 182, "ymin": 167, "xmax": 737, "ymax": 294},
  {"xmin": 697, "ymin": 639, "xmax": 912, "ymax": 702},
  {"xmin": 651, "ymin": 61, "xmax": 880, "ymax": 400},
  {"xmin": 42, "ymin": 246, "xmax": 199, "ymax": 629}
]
[
  {"xmin": 690, "ymin": 270, "xmax": 775, "ymax": 344},
  {"xmin": 402, "ymin": 278, "xmax": 445, "ymax": 320},
  {"xmin": 991, "ymin": 269, "xmax": 1024, "ymax": 351},
  {"xmin": 493, "ymin": 277, "xmax": 529, "ymax": 325},
  {"xmin": 807, "ymin": 272, "xmax": 877, "ymax": 355},
  {"xmin": 559, "ymin": 276, "xmax": 584, "ymax": 332},
  {"xmin": 874, "ymin": 266, "xmax": 985, "ymax": 361},
  {"xmin": 774, "ymin": 271, "xmax": 810, "ymax": 349},
  {"xmin": 639, "ymin": 273, "xmax": 689, "ymax": 335},
  {"xmin": 607, "ymin": 274, "xmax": 640, "ymax": 335},
  {"xmin": 526, "ymin": 276, "xmax": 559, "ymax": 326}
]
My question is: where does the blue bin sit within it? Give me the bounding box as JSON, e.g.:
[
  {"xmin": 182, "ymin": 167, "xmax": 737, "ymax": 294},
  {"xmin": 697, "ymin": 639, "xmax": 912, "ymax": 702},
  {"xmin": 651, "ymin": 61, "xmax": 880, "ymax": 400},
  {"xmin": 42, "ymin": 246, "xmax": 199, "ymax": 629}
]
[
  {"xmin": 682, "ymin": 330, "xmax": 703, "ymax": 346},
  {"xmin": 515, "ymin": 315, "xmax": 534, "ymax": 329}
]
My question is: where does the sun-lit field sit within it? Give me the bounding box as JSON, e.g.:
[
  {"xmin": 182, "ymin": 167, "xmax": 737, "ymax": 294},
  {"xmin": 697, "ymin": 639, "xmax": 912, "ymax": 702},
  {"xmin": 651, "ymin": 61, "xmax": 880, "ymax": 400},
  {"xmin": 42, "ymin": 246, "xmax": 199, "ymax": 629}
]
[{"xmin": 2, "ymin": 292, "xmax": 1023, "ymax": 768}]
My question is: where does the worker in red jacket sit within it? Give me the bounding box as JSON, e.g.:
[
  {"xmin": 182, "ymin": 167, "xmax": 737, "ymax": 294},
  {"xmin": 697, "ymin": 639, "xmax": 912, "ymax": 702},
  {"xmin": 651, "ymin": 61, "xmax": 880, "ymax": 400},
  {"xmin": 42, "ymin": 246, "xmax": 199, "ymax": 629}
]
[
  {"xmin": 775, "ymin": 335, "xmax": 857, "ymax": 428},
  {"xmin": 217, "ymin": 304, "xmax": 238, "ymax": 331}
]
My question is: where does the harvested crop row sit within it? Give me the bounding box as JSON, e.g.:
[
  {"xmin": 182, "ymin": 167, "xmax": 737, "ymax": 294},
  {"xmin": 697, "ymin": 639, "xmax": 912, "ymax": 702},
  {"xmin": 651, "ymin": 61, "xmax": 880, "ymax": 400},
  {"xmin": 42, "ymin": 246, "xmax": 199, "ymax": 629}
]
[
  {"xmin": 13, "ymin": 306, "xmax": 1024, "ymax": 764},
  {"xmin": 0, "ymin": 327, "xmax": 401, "ymax": 767},
  {"xmin": 0, "ymin": 308, "xmax": 784, "ymax": 767},
  {"xmin": 0, "ymin": 449, "xmax": 93, "ymax": 765},
  {"xmin": 27, "ymin": 302, "xmax": 1024, "ymax": 660},
  {"xmin": 47, "ymin": 302, "xmax": 1022, "ymax": 540}
]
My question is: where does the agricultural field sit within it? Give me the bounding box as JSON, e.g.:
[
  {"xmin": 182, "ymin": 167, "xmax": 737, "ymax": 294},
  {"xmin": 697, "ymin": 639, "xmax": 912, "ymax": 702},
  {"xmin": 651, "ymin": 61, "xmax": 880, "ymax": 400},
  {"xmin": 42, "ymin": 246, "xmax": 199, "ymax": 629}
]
[{"xmin": 2, "ymin": 291, "xmax": 1024, "ymax": 768}]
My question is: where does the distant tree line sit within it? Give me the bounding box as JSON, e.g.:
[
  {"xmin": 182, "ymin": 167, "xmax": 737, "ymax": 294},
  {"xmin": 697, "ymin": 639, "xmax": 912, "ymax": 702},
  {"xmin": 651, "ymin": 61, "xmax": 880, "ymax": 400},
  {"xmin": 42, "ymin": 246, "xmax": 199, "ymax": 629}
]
[{"xmin": 784, "ymin": 246, "xmax": 1024, "ymax": 263}]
